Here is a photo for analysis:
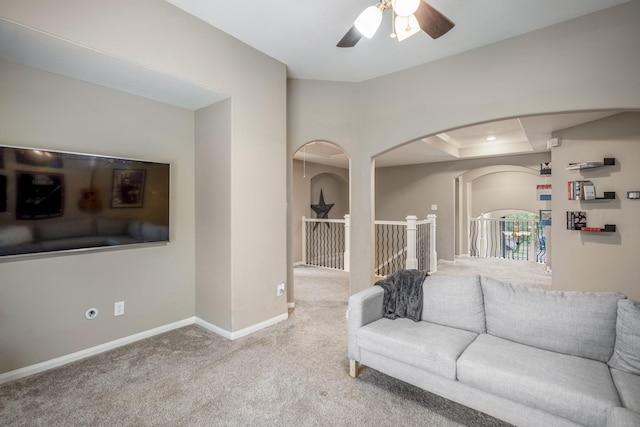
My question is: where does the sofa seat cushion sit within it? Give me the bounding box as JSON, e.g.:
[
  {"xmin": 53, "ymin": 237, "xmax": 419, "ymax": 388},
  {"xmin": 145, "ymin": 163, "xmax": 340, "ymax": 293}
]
[
  {"xmin": 357, "ymin": 318, "xmax": 477, "ymax": 380},
  {"xmin": 106, "ymin": 236, "xmax": 140, "ymax": 246},
  {"xmin": 611, "ymin": 368, "xmax": 640, "ymax": 412},
  {"xmin": 457, "ymin": 334, "xmax": 621, "ymax": 427},
  {"xmin": 606, "ymin": 407, "xmax": 640, "ymax": 427},
  {"xmin": 39, "ymin": 236, "xmax": 110, "ymax": 251}
]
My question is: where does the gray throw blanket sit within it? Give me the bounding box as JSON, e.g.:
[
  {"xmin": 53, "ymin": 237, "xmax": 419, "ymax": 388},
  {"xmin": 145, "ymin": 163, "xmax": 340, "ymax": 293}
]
[{"xmin": 375, "ymin": 269, "xmax": 428, "ymax": 321}]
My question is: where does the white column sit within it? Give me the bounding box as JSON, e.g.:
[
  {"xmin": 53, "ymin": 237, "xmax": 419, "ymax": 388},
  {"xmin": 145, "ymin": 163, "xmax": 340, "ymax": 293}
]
[
  {"xmin": 405, "ymin": 215, "xmax": 418, "ymax": 270},
  {"xmin": 301, "ymin": 216, "xmax": 307, "ymax": 265},
  {"xmin": 344, "ymin": 214, "xmax": 350, "ymax": 272},
  {"xmin": 427, "ymin": 214, "xmax": 437, "ymax": 272}
]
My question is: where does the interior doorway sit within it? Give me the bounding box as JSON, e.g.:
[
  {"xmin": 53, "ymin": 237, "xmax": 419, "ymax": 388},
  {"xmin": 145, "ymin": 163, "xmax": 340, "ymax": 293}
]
[{"xmin": 290, "ymin": 141, "xmax": 350, "ymax": 308}]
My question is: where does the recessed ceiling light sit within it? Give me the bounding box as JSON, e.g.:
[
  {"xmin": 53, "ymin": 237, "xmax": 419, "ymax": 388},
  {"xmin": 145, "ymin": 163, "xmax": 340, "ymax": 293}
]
[{"xmin": 486, "ymin": 136, "xmax": 497, "ymax": 141}]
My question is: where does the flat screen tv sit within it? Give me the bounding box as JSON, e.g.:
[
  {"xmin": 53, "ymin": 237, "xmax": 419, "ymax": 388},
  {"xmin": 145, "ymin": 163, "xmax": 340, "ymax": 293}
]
[{"xmin": 0, "ymin": 144, "xmax": 170, "ymax": 259}]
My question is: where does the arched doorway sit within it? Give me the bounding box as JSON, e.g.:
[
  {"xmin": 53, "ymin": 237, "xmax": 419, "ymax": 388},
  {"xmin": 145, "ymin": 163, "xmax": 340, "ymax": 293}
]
[{"xmin": 289, "ymin": 141, "xmax": 350, "ymax": 308}]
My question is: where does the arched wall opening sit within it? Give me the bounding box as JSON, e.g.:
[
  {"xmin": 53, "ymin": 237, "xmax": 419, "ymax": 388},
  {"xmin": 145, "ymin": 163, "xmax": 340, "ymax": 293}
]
[
  {"xmin": 289, "ymin": 140, "xmax": 350, "ymax": 306},
  {"xmin": 457, "ymin": 165, "xmax": 548, "ymax": 256}
]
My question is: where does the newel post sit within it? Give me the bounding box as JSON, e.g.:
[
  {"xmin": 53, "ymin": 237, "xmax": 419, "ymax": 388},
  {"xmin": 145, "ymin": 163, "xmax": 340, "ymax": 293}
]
[
  {"xmin": 406, "ymin": 215, "xmax": 418, "ymax": 270},
  {"xmin": 301, "ymin": 216, "xmax": 307, "ymax": 265},
  {"xmin": 479, "ymin": 216, "xmax": 487, "ymax": 258},
  {"xmin": 427, "ymin": 214, "xmax": 437, "ymax": 272},
  {"xmin": 344, "ymin": 214, "xmax": 350, "ymax": 272}
]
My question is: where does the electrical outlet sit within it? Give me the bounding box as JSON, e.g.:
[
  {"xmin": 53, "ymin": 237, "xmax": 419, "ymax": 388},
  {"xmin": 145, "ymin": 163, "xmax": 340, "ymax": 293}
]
[
  {"xmin": 85, "ymin": 308, "xmax": 99, "ymax": 320},
  {"xmin": 114, "ymin": 301, "xmax": 125, "ymax": 316},
  {"xmin": 276, "ymin": 283, "xmax": 285, "ymax": 297}
]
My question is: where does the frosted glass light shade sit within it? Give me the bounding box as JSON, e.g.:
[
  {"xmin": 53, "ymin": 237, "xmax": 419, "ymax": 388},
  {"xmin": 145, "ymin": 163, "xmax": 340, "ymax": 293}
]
[
  {"xmin": 395, "ymin": 14, "xmax": 420, "ymax": 41},
  {"xmin": 354, "ymin": 6, "xmax": 382, "ymax": 38},
  {"xmin": 392, "ymin": 0, "xmax": 421, "ymax": 17}
]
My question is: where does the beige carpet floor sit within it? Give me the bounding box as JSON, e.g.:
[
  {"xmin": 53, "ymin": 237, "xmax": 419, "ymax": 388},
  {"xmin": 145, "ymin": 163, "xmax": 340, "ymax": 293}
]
[{"xmin": 0, "ymin": 264, "xmax": 514, "ymax": 427}]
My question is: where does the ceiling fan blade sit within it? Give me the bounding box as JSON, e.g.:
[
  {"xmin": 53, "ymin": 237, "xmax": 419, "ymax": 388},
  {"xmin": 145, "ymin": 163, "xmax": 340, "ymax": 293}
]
[
  {"xmin": 337, "ymin": 26, "xmax": 362, "ymax": 48},
  {"xmin": 415, "ymin": 1, "xmax": 455, "ymax": 39}
]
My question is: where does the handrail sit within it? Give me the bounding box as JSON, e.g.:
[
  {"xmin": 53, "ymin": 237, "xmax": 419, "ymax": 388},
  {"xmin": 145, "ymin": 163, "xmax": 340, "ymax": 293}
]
[
  {"xmin": 468, "ymin": 217, "xmax": 545, "ymax": 264},
  {"xmin": 302, "ymin": 214, "xmax": 437, "ymax": 275}
]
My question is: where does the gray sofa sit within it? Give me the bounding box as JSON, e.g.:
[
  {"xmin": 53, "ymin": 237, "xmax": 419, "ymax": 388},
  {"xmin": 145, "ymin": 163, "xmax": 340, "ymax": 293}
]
[
  {"xmin": 0, "ymin": 217, "xmax": 169, "ymax": 256},
  {"xmin": 347, "ymin": 274, "xmax": 640, "ymax": 427}
]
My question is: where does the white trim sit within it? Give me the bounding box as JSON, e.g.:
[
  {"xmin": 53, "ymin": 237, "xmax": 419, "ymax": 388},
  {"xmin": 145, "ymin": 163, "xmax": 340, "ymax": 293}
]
[
  {"xmin": 0, "ymin": 312, "xmax": 291, "ymax": 385},
  {"xmin": 193, "ymin": 317, "xmax": 233, "ymax": 340},
  {"xmin": 287, "ymin": 302, "xmax": 296, "ymax": 309},
  {"xmin": 0, "ymin": 317, "xmax": 195, "ymax": 385},
  {"xmin": 195, "ymin": 313, "xmax": 289, "ymax": 340}
]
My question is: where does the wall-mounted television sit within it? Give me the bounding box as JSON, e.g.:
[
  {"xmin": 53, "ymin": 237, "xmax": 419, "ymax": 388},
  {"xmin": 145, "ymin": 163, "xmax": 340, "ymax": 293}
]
[{"xmin": 0, "ymin": 145, "xmax": 170, "ymax": 259}]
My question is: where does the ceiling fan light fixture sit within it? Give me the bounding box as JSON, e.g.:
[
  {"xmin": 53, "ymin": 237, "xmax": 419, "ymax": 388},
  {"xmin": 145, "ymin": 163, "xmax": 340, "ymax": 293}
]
[
  {"xmin": 391, "ymin": 0, "xmax": 421, "ymax": 17},
  {"xmin": 354, "ymin": 6, "xmax": 383, "ymax": 38},
  {"xmin": 395, "ymin": 14, "xmax": 420, "ymax": 41}
]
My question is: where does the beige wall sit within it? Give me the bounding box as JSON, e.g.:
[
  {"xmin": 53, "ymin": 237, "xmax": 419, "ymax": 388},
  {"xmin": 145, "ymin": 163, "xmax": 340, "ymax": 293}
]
[
  {"xmin": 310, "ymin": 174, "xmax": 349, "ymax": 220},
  {"xmin": 288, "ymin": 1, "xmax": 640, "ymax": 293},
  {"xmin": 551, "ymin": 112, "xmax": 640, "ymax": 301},
  {"xmin": 470, "ymin": 171, "xmax": 548, "ymax": 218},
  {"xmin": 375, "ymin": 153, "xmax": 551, "ymax": 260},
  {"xmin": 0, "ymin": 0, "xmax": 287, "ymax": 375},
  {"xmin": 291, "ymin": 159, "xmax": 349, "ymax": 266},
  {"xmin": 195, "ymin": 100, "xmax": 232, "ymax": 330},
  {"xmin": 0, "ymin": 59, "xmax": 196, "ymax": 373}
]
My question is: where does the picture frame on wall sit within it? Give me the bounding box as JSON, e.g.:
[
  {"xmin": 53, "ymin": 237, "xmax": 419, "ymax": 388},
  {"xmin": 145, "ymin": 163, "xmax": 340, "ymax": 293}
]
[
  {"xmin": 539, "ymin": 209, "xmax": 552, "ymax": 227},
  {"xmin": 540, "ymin": 162, "xmax": 552, "ymax": 175},
  {"xmin": 16, "ymin": 171, "xmax": 64, "ymax": 219},
  {"xmin": 0, "ymin": 175, "xmax": 6, "ymax": 212},
  {"xmin": 111, "ymin": 169, "xmax": 145, "ymax": 208}
]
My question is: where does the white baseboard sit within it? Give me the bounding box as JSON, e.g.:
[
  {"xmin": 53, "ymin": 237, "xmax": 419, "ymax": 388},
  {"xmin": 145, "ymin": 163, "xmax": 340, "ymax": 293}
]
[
  {"xmin": 193, "ymin": 317, "xmax": 233, "ymax": 339},
  {"xmin": 0, "ymin": 311, "xmax": 291, "ymax": 385},
  {"xmin": 287, "ymin": 302, "xmax": 296, "ymax": 309},
  {"xmin": 195, "ymin": 312, "xmax": 289, "ymax": 340},
  {"xmin": 0, "ymin": 317, "xmax": 195, "ymax": 385}
]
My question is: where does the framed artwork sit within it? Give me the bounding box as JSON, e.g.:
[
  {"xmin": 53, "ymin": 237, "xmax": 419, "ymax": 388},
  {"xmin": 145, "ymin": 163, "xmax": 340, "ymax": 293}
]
[
  {"xmin": 540, "ymin": 210, "xmax": 552, "ymax": 227},
  {"xmin": 0, "ymin": 175, "xmax": 6, "ymax": 212},
  {"xmin": 16, "ymin": 172, "xmax": 64, "ymax": 219},
  {"xmin": 536, "ymin": 184, "xmax": 552, "ymax": 201},
  {"xmin": 111, "ymin": 169, "xmax": 145, "ymax": 208},
  {"xmin": 540, "ymin": 162, "xmax": 551, "ymax": 175}
]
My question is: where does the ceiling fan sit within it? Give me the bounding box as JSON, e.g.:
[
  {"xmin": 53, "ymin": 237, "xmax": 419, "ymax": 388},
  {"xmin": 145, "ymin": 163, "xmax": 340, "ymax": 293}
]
[{"xmin": 337, "ymin": 0, "xmax": 454, "ymax": 48}]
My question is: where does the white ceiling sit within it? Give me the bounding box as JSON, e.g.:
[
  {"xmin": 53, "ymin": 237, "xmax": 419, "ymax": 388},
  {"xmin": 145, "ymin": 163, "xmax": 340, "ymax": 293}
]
[{"xmin": 165, "ymin": 0, "xmax": 630, "ymax": 82}]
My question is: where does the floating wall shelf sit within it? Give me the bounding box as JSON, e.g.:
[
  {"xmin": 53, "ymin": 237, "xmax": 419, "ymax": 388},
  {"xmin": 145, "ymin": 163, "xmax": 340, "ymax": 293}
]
[
  {"xmin": 580, "ymin": 224, "xmax": 616, "ymax": 233},
  {"xmin": 566, "ymin": 158, "xmax": 615, "ymax": 170}
]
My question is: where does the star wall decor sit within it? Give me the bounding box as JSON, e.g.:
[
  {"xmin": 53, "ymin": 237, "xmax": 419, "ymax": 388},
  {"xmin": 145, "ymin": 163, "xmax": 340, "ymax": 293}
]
[{"xmin": 311, "ymin": 189, "xmax": 334, "ymax": 230}]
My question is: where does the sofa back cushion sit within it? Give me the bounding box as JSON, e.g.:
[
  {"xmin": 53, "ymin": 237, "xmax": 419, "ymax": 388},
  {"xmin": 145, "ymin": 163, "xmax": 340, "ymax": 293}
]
[
  {"xmin": 0, "ymin": 225, "xmax": 34, "ymax": 247},
  {"xmin": 422, "ymin": 274, "xmax": 486, "ymax": 334},
  {"xmin": 36, "ymin": 218, "xmax": 94, "ymax": 241},
  {"xmin": 608, "ymin": 299, "xmax": 640, "ymax": 375},
  {"xmin": 96, "ymin": 218, "xmax": 129, "ymax": 236},
  {"xmin": 481, "ymin": 276, "xmax": 624, "ymax": 362}
]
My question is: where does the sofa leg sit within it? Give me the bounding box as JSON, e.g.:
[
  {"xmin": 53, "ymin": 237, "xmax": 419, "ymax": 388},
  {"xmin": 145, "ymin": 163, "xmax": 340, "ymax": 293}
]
[{"xmin": 349, "ymin": 359, "xmax": 359, "ymax": 378}]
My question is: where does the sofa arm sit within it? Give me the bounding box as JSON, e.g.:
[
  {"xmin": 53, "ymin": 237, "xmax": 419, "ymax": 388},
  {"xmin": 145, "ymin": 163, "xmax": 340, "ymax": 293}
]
[
  {"xmin": 606, "ymin": 407, "xmax": 640, "ymax": 427},
  {"xmin": 347, "ymin": 286, "xmax": 384, "ymax": 362}
]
